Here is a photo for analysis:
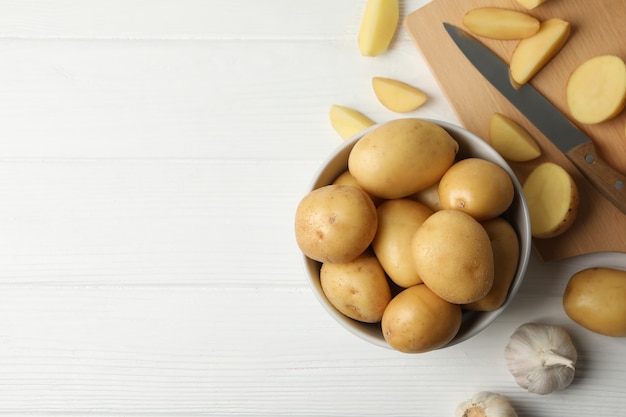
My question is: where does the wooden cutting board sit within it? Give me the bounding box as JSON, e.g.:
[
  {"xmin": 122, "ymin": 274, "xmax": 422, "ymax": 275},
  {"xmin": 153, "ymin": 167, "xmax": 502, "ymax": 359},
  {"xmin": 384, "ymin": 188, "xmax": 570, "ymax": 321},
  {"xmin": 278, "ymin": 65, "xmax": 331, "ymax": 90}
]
[{"xmin": 405, "ymin": 0, "xmax": 626, "ymax": 261}]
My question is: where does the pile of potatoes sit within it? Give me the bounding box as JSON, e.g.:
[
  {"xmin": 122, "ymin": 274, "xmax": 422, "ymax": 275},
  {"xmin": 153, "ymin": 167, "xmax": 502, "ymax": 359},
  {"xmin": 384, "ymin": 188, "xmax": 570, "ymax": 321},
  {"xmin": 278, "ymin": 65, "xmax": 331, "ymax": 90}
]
[{"xmin": 295, "ymin": 118, "xmax": 522, "ymax": 353}]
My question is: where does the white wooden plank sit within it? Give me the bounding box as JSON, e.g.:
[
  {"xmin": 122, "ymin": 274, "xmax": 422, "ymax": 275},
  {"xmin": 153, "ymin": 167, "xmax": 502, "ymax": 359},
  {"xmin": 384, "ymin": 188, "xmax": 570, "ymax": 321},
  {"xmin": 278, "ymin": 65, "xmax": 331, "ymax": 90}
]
[
  {"xmin": 0, "ymin": 37, "xmax": 453, "ymax": 159},
  {"xmin": 0, "ymin": 1, "xmax": 428, "ymax": 40},
  {"xmin": 0, "ymin": 159, "xmax": 312, "ymax": 286},
  {"xmin": 0, "ymin": 284, "xmax": 622, "ymax": 416}
]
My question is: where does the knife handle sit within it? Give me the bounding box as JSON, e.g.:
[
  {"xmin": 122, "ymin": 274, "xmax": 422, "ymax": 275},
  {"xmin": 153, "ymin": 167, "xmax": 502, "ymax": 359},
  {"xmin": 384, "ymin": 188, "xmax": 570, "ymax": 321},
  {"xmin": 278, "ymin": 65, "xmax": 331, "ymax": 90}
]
[{"xmin": 568, "ymin": 142, "xmax": 626, "ymax": 215}]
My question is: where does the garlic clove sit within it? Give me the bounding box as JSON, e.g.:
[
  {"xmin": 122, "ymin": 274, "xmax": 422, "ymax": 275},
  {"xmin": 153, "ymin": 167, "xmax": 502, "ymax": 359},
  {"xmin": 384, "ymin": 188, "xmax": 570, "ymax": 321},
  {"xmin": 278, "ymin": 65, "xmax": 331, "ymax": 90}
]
[
  {"xmin": 455, "ymin": 391, "xmax": 518, "ymax": 417},
  {"xmin": 504, "ymin": 322, "xmax": 577, "ymax": 395}
]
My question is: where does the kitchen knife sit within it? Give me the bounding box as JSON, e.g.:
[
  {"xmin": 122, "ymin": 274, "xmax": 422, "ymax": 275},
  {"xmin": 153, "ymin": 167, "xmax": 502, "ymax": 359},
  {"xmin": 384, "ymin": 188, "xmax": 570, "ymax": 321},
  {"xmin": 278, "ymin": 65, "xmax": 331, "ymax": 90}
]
[{"xmin": 443, "ymin": 23, "xmax": 626, "ymax": 215}]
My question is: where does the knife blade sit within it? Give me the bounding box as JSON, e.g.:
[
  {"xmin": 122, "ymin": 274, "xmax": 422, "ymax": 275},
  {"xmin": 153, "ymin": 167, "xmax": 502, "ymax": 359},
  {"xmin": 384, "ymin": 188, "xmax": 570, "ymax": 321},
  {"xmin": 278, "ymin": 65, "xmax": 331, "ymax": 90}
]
[{"xmin": 443, "ymin": 22, "xmax": 626, "ymax": 215}]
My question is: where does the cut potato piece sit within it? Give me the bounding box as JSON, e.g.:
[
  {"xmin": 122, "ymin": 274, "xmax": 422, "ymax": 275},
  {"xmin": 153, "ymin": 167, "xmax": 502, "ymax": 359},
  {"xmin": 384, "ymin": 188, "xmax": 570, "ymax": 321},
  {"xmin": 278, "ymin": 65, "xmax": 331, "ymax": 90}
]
[
  {"xmin": 566, "ymin": 55, "xmax": 626, "ymax": 124},
  {"xmin": 523, "ymin": 162, "xmax": 579, "ymax": 238},
  {"xmin": 372, "ymin": 77, "xmax": 427, "ymax": 113},
  {"xmin": 463, "ymin": 7, "xmax": 540, "ymax": 40},
  {"xmin": 489, "ymin": 113, "xmax": 541, "ymax": 162},
  {"xmin": 514, "ymin": 0, "xmax": 550, "ymax": 9},
  {"xmin": 358, "ymin": 0, "xmax": 399, "ymax": 57},
  {"xmin": 510, "ymin": 18, "xmax": 570, "ymax": 85},
  {"xmin": 329, "ymin": 105, "xmax": 376, "ymax": 140}
]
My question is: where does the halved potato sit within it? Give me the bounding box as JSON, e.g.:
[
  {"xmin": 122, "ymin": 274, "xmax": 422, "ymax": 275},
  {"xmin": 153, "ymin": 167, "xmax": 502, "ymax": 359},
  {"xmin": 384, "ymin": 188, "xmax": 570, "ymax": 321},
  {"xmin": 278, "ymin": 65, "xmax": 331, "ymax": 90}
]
[
  {"xmin": 489, "ymin": 113, "xmax": 541, "ymax": 162},
  {"xmin": 509, "ymin": 18, "xmax": 570, "ymax": 85},
  {"xmin": 372, "ymin": 77, "xmax": 427, "ymax": 113},
  {"xmin": 522, "ymin": 162, "xmax": 578, "ymax": 238},
  {"xmin": 329, "ymin": 104, "xmax": 376, "ymax": 140},
  {"xmin": 358, "ymin": 0, "xmax": 399, "ymax": 57},
  {"xmin": 566, "ymin": 55, "xmax": 626, "ymax": 124},
  {"xmin": 463, "ymin": 7, "xmax": 540, "ymax": 40}
]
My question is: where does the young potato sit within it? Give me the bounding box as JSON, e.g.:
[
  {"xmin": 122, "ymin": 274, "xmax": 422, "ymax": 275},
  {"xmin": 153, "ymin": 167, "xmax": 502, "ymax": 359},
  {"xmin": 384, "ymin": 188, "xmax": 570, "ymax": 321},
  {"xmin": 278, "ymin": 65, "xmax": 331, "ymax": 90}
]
[
  {"xmin": 489, "ymin": 113, "xmax": 541, "ymax": 162},
  {"xmin": 329, "ymin": 104, "xmax": 376, "ymax": 140},
  {"xmin": 566, "ymin": 55, "xmax": 626, "ymax": 124},
  {"xmin": 295, "ymin": 184, "xmax": 378, "ymax": 263},
  {"xmin": 320, "ymin": 253, "xmax": 392, "ymax": 323},
  {"xmin": 463, "ymin": 7, "xmax": 540, "ymax": 40},
  {"xmin": 381, "ymin": 284, "xmax": 462, "ymax": 353},
  {"xmin": 332, "ymin": 170, "xmax": 384, "ymax": 206},
  {"xmin": 510, "ymin": 18, "xmax": 570, "ymax": 85},
  {"xmin": 464, "ymin": 217, "xmax": 520, "ymax": 311},
  {"xmin": 523, "ymin": 162, "xmax": 578, "ymax": 238},
  {"xmin": 411, "ymin": 209, "xmax": 494, "ymax": 304},
  {"xmin": 372, "ymin": 77, "xmax": 427, "ymax": 113},
  {"xmin": 408, "ymin": 182, "xmax": 442, "ymax": 212},
  {"xmin": 438, "ymin": 158, "xmax": 514, "ymax": 221},
  {"xmin": 563, "ymin": 267, "xmax": 626, "ymax": 337},
  {"xmin": 372, "ymin": 199, "xmax": 433, "ymax": 288},
  {"xmin": 348, "ymin": 118, "xmax": 458, "ymax": 199}
]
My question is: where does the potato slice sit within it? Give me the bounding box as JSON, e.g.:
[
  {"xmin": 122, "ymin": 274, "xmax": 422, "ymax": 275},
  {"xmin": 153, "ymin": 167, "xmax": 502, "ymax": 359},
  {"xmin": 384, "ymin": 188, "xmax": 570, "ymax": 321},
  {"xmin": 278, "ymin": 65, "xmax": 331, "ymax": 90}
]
[
  {"xmin": 372, "ymin": 77, "xmax": 427, "ymax": 113},
  {"xmin": 509, "ymin": 18, "xmax": 570, "ymax": 85},
  {"xmin": 523, "ymin": 162, "xmax": 579, "ymax": 238},
  {"xmin": 358, "ymin": 0, "xmax": 399, "ymax": 57},
  {"xmin": 514, "ymin": 0, "xmax": 550, "ymax": 9},
  {"xmin": 329, "ymin": 104, "xmax": 376, "ymax": 140},
  {"xmin": 566, "ymin": 55, "xmax": 626, "ymax": 124},
  {"xmin": 463, "ymin": 7, "xmax": 540, "ymax": 40},
  {"xmin": 489, "ymin": 113, "xmax": 541, "ymax": 162}
]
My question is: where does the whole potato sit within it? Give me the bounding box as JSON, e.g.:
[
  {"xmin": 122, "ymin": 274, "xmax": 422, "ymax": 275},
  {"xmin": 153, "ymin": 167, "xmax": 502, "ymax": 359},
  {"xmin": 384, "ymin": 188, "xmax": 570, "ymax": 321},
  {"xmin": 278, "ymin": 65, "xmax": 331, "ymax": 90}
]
[
  {"xmin": 295, "ymin": 184, "xmax": 377, "ymax": 263},
  {"xmin": 320, "ymin": 253, "xmax": 392, "ymax": 323},
  {"xmin": 411, "ymin": 209, "xmax": 494, "ymax": 304},
  {"xmin": 332, "ymin": 170, "xmax": 384, "ymax": 206},
  {"xmin": 438, "ymin": 158, "xmax": 514, "ymax": 221},
  {"xmin": 348, "ymin": 118, "xmax": 458, "ymax": 199},
  {"xmin": 372, "ymin": 199, "xmax": 433, "ymax": 288},
  {"xmin": 381, "ymin": 284, "xmax": 462, "ymax": 353},
  {"xmin": 563, "ymin": 267, "xmax": 626, "ymax": 337},
  {"xmin": 409, "ymin": 182, "xmax": 442, "ymax": 212},
  {"xmin": 464, "ymin": 217, "xmax": 519, "ymax": 311}
]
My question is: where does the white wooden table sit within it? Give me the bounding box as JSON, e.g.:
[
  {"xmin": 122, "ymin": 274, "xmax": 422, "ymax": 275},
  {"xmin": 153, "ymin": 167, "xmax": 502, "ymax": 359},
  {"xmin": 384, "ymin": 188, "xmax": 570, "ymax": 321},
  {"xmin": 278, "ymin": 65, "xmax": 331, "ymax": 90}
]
[{"xmin": 0, "ymin": 1, "xmax": 624, "ymax": 415}]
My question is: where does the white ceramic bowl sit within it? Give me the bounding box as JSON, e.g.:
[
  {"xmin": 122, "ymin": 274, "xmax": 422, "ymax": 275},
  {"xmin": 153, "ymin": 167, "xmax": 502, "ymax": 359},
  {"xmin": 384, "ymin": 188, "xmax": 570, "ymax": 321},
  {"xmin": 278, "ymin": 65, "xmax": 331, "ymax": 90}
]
[{"xmin": 301, "ymin": 118, "xmax": 532, "ymax": 351}]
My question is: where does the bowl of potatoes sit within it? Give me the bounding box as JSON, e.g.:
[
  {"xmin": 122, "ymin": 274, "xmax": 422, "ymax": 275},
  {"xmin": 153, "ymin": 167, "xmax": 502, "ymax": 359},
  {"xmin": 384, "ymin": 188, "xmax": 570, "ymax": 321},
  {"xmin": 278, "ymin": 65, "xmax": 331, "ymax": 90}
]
[{"xmin": 295, "ymin": 118, "xmax": 532, "ymax": 353}]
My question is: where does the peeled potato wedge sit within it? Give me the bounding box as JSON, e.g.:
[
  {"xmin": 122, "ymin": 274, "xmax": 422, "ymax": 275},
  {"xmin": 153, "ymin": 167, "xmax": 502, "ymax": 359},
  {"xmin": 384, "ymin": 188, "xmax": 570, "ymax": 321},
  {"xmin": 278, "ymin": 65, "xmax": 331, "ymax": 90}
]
[
  {"xmin": 510, "ymin": 18, "xmax": 570, "ymax": 85},
  {"xmin": 514, "ymin": 0, "xmax": 550, "ymax": 9},
  {"xmin": 523, "ymin": 162, "xmax": 579, "ymax": 238},
  {"xmin": 463, "ymin": 7, "xmax": 540, "ymax": 40},
  {"xmin": 358, "ymin": 0, "xmax": 399, "ymax": 57},
  {"xmin": 372, "ymin": 77, "xmax": 427, "ymax": 113},
  {"xmin": 329, "ymin": 105, "xmax": 376, "ymax": 140},
  {"xmin": 566, "ymin": 55, "xmax": 626, "ymax": 124},
  {"xmin": 489, "ymin": 113, "xmax": 541, "ymax": 162}
]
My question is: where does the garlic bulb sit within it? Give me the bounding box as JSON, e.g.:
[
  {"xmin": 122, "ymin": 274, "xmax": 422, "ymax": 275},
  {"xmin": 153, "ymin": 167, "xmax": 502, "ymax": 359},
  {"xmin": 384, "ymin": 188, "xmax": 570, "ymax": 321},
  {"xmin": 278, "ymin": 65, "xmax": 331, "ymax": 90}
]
[
  {"xmin": 504, "ymin": 322, "xmax": 577, "ymax": 395},
  {"xmin": 455, "ymin": 391, "xmax": 517, "ymax": 417}
]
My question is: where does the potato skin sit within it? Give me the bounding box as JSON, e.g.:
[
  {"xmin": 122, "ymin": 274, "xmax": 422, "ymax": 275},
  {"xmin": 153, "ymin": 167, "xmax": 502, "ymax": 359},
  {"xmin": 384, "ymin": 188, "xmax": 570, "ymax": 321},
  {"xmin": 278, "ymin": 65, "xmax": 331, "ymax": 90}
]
[
  {"xmin": 464, "ymin": 217, "xmax": 519, "ymax": 311},
  {"xmin": 348, "ymin": 118, "xmax": 458, "ymax": 199},
  {"xmin": 321, "ymin": 254, "xmax": 392, "ymax": 323},
  {"xmin": 372, "ymin": 199, "xmax": 433, "ymax": 288},
  {"xmin": 438, "ymin": 158, "xmax": 514, "ymax": 221},
  {"xmin": 382, "ymin": 284, "xmax": 462, "ymax": 353},
  {"xmin": 295, "ymin": 184, "xmax": 377, "ymax": 263},
  {"xmin": 563, "ymin": 267, "xmax": 626, "ymax": 337},
  {"xmin": 411, "ymin": 209, "xmax": 494, "ymax": 304}
]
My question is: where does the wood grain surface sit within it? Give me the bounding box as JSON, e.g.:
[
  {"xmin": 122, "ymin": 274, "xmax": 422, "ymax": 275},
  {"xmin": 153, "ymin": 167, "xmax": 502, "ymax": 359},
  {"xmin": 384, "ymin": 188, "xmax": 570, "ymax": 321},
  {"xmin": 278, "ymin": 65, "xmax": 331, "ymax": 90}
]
[{"xmin": 405, "ymin": 0, "xmax": 626, "ymax": 261}]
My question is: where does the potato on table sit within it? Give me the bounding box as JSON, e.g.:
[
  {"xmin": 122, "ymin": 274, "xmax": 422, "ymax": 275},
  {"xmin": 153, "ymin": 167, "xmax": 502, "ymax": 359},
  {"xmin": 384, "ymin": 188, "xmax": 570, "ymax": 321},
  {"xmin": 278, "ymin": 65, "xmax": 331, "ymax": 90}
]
[{"xmin": 563, "ymin": 267, "xmax": 626, "ymax": 337}]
